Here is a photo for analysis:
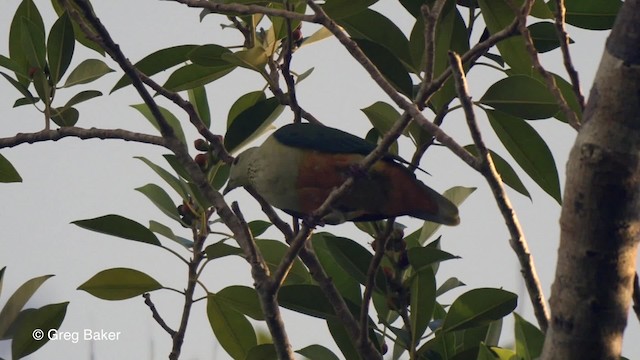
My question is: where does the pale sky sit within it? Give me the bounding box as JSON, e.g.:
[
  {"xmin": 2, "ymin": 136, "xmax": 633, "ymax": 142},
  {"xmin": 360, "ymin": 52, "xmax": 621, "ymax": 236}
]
[{"xmin": 1, "ymin": 1, "xmax": 634, "ymax": 359}]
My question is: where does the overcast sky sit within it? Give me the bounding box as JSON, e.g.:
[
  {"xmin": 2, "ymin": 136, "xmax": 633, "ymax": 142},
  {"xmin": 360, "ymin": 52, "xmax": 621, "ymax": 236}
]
[{"xmin": 1, "ymin": 1, "xmax": 634, "ymax": 359}]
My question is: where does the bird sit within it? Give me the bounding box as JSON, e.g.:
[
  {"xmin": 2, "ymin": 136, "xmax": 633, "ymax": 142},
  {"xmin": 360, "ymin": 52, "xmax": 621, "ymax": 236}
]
[{"xmin": 223, "ymin": 122, "xmax": 460, "ymax": 226}]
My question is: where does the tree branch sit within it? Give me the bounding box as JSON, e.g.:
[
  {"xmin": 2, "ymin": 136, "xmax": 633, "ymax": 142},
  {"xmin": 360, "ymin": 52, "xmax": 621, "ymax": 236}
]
[
  {"xmin": 553, "ymin": 0, "xmax": 585, "ymax": 111},
  {"xmin": 64, "ymin": 1, "xmax": 295, "ymax": 358},
  {"xmin": 143, "ymin": 293, "xmax": 177, "ymax": 337},
  {"xmin": 448, "ymin": 51, "xmax": 550, "ymax": 332},
  {"xmin": 359, "ymin": 220, "xmax": 395, "ymax": 349},
  {"xmin": 169, "ymin": 0, "xmax": 318, "ymax": 22},
  {"xmin": 512, "ymin": 0, "xmax": 581, "ymax": 130},
  {"xmin": 0, "ymin": 127, "xmax": 166, "ymax": 149}
]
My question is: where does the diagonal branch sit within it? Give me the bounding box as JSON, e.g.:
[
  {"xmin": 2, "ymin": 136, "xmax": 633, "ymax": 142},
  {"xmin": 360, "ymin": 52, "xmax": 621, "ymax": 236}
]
[
  {"xmin": 448, "ymin": 51, "xmax": 550, "ymax": 332},
  {"xmin": 511, "ymin": 0, "xmax": 581, "ymax": 130},
  {"xmin": 64, "ymin": 1, "xmax": 294, "ymax": 358},
  {"xmin": 553, "ymin": 0, "xmax": 585, "ymax": 111}
]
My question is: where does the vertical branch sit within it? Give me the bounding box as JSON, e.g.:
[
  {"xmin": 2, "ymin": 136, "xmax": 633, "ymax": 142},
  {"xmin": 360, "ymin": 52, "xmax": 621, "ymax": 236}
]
[
  {"xmin": 359, "ymin": 220, "xmax": 395, "ymax": 350},
  {"xmin": 512, "ymin": 0, "xmax": 581, "ymax": 130},
  {"xmin": 448, "ymin": 52, "xmax": 550, "ymax": 331},
  {"xmin": 553, "ymin": 0, "xmax": 585, "ymax": 111}
]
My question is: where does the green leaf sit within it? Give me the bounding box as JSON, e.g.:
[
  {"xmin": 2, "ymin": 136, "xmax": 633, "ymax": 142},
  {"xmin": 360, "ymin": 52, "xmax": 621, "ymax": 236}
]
[
  {"xmin": 207, "ymin": 294, "xmax": 257, "ymax": 360},
  {"xmin": 221, "ymin": 47, "xmax": 268, "ymax": 72},
  {"xmin": 50, "ymin": 0, "xmax": 104, "ymax": 55},
  {"xmin": 278, "ymin": 285, "xmax": 336, "ymax": 319},
  {"xmin": 63, "ymin": 59, "xmax": 114, "ymax": 87},
  {"xmin": 528, "ymin": 22, "xmax": 573, "ymax": 54},
  {"xmin": 416, "ymin": 186, "xmax": 475, "ymax": 245},
  {"xmin": 296, "ymin": 344, "xmax": 341, "ymax": 360},
  {"xmin": 338, "ymin": 9, "xmax": 411, "ymax": 68},
  {"xmin": 464, "ymin": 145, "xmax": 531, "ymax": 199},
  {"xmin": 217, "ymin": 286, "xmax": 264, "ymax": 321},
  {"xmin": 410, "ymin": 266, "xmax": 436, "ymax": 342},
  {"xmin": 227, "ymin": 91, "xmax": 266, "ymax": 127},
  {"xmin": 478, "ymin": 0, "xmax": 532, "ymax": 74},
  {"xmin": 11, "ymin": 302, "xmax": 68, "ymax": 359},
  {"xmin": 321, "ymin": 0, "xmax": 378, "ymax": 19},
  {"xmin": 295, "ymin": 67, "xmax": 314, "ymax": 84},
  {"xmin": 0, "ymin": 274, "xmax": 53, "ymax": 339},
  {"xmin": 31, "ymin": 67, "xmax": 50, "ymax": 106},
  {"xmin": 552, "ymin": 0, "xmax": 622, "ymax": 30},
  {"xmin": 188, "ymin": 44, "xmax": 232, "ymax": 67},
  {"xmin": 361, "ymin": 101, "xmax": 402, "ymax": 137},
  {"xmin": 480, "ymin": 75, "xmax": 558, "ymax": 119},
  {"xmin": 78, "ymin": 268, "xmax": 162, "ymax": 300},
  {"xmin": 20, "ymin": 17, "xmax": 46, "ymax": 70},
  {"xmin": 204, "ymin": 242, "xmax": 243, "ymax": 260},
  {"xmin": 0, "ymin": 154, "xmax": 22, "ymax": 183},
  {"xmin": 327, "ymin": 319, "xmax": 360, "ymax": 359},
  {"xmin": 10, "ymin": 0, "xmax": 44, "ymax": 84},
  {"xmin": 111, "ymin": 45, "xmax": 198, "ymax": 92},
  {"xmin": 249, "ymin": 220, "xmax": 272, "ymax": 237},
  {"xmin": 148, "ymin": 220, "xmax": 193, "ymax": 248},
  {"xmin": 255, "ymin": 240, "xmax": 310, "ymax": 285},
  {"xmin": 486, "ymin": 110, "xmax": 561, "ymax": 203},
  {"xmin": 477, "ymin": 343, "xmax": 500, "ymax": 360},
  {"xmin": 0, "ymin": 55, "xmax": 24, "ymax": 77},
  {"xmin": 321, "ymin": 234, "xmax": 374, "ymax": 287},
  {"xmin": 246, "ymin": 344, "xmax": 277, "ymax": 360},
  {"xmin": 135, "ymin": 183, "xmax": 180, "ymax": 222},
  {"xmin": 72, "ymin": 214, "xmax": 161, "ymax": 246},
  {"xmin": 163, "ymin": 63, "xmax": 235, "ymax": 92},
  {"xmin": 354, "ymin": 38, "xmax": 413, "ymax": 97},
  {"xmin": 130, "ymin": 104, "xmax": 187, "ymax": 145},
  {"xmin": 514, "ymin": 313, "xmax": 544, "ymax": 360},
  {"xmin": 47, "ymin": 11, "xmax": 74, "ymax": 85},
  {"xmin": 135, "ymin": 156, "xmax": 189, "ymax": 200},
  {"xmin": 0, "ymin": 72, "xmax": 35, "ymax": 103},
  {"xmin": 50, "ymin": 106, "xmax": 79, "ymax": 127},
  {"xmin": 436, "ymin": 276, "xmax": 466, "ymax": 297},
  {"xmin": 442, "ymin": 288, "xmax": 517, "ymax": 332},
  {"xmin": 187, "ymin": 85, "xmax": 211, "ymax": 128},
  {"xmin": 311, "ymin": 233, "xmax": 362, "ymax": 305},
  {"xmin": 407, "ymin": 247, "xmax": 459, "ymax": 272},
  {"xmin": 224, "ymin": 96, "xmax": 283, "ymax": 153},
  {"xmin": 63, "ymin": 90, "xmax": 102, "ymax": 108}
]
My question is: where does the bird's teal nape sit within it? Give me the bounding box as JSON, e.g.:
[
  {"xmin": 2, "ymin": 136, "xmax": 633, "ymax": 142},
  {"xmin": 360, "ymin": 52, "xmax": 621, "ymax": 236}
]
[{"xmin": 224, "ymin": 123, "xmax": 460, "ymax": 226}]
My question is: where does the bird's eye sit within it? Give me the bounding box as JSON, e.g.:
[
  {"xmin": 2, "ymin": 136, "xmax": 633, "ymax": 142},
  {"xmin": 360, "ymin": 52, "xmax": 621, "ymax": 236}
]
[{"xmin": 233, "ymin": 156, "xmax": 240, "ymax": 165}]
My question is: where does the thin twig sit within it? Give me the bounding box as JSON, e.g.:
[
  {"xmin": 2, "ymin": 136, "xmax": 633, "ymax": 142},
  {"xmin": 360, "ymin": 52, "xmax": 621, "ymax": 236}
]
[
  {"xmin": 448, "ymin": 51, "xmax": 550, "ymax": 332},
  {"xmin": 553, "ymin": 0, "xmax": 585, "ymax": 111},
  {"xmin": 511, "ymin": 0, "xmax": 581, "ymax": 130},
  {"xmin": 359, "ymin": 220, "xmax": 395, "ymax": 349},
  {"xmin": 281, "ymin": 12, "xmax": 303, "ymax": 123},
  {"xmin": 144, "ymin": 293, "xmax": 177, "ymax": 337}
]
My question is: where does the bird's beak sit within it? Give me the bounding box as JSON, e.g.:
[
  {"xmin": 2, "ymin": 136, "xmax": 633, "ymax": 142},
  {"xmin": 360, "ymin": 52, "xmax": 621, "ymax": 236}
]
[{"xmin": 222, "ymin": 185, "xmax": 233, "ymax": 195}]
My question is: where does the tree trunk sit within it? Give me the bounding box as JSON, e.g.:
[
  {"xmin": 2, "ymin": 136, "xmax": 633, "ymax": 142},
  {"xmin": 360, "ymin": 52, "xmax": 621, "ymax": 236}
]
[{"xmin": 542, "ymin": 1, "xmax": 640, "ymax": 359}]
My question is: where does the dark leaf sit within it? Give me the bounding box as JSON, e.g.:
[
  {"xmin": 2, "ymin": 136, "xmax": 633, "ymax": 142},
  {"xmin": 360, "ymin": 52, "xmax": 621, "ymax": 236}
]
[
  {"xmin": 50, "ymin": 106, "xmax": 79, "ymax": 127},
  {"xmin": 465, "ymin": 145, "xmax": 531, "ymax": 199},
  {"xmin": 47, "ymin": 11, "xmax": 74, "ymax": 85},
  {"xmin": 72, "ymin": 214, "xmax": 161, "ymax": 246},
  {"xmin": 207, "ymin": 294, "xmax": 257, "ymax": 360},
  {"xmin": 480, "ymin": 75, "xmax": 558, "ymax": 120},
  {"xmin": 11, "ymin": 302, "xmax": 68, "ymax": 359},
  {"xmin": 224, "ymin": 96, "xmax": 283, "ymax": 153},
  {"xmin": 111, "ymin": 45, "xmax": 198, "ymax": 92},
  {"xmin": 78, "ymin": 268, "xmax": 162, "ymax": 300},
  {"xmin": 442, "ymin": 288, "xmax": 517, "ymax": 332},
  {"xmin": 486, "ymin": 110, "xmax": 561, "ymax": 203},
  {"xmin": 0, "ymin": 154, "xmax": 22, "ymax": 183}
]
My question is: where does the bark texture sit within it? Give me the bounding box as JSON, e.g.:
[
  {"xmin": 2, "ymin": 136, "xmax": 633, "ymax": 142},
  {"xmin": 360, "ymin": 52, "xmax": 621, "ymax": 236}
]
[{"xmin": 542, "ymin": 1, "xmax": 640, "ymax": 359}]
